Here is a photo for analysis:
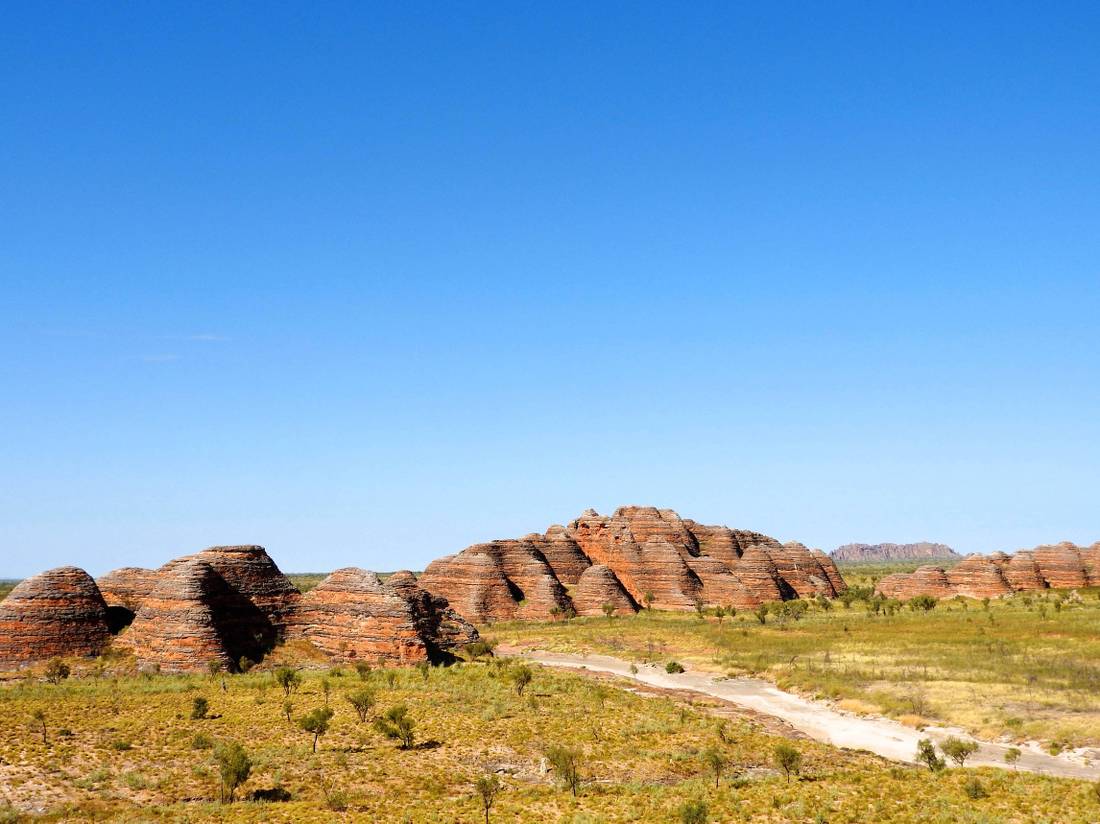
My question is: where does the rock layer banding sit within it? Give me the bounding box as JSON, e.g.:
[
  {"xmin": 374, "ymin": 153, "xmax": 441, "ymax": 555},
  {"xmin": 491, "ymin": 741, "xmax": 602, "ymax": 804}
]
[{"xmin": 417, "ymin": 505, "xmax": 848, "ymax": 623}]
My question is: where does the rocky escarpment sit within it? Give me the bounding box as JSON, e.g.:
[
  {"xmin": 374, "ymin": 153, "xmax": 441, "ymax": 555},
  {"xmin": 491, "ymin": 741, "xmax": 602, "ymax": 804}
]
[
  {"xmin": 874, "ymin": 541, "xmax": 1100, "ymax": 600},
  {"xmin": 384, "ymin": 570, "xmax": 479, "ymax": 657},
  {"xmin": 0, "ymin": 567, "xmax": 110, "ymax": 667},
  {"xmin": 832, "ymin": 542, "xmax": 960, "ymax": 563},
  {"xmin": 571, "ymin": 565, "xmax": 638, "ymax": 616},
  {"xmin": 417, "ymin": 505, "xmax": 847, "ymax": 623}
]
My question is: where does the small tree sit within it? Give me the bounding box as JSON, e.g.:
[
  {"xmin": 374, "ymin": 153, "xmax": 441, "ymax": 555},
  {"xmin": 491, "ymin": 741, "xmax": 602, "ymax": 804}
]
[
  {"xmin": 693, "ymin": 598, "xmax": 706, "ymax": 618},
  {"xmin": 916, "ymin": 738, "xmax": 945, "ymax": 772},
  {"xmin": 191, "ymin": 696, "xmax": 209, "ymax": 720},
  {"xmin": 347, "ymin": 688, "xmax": 377, "ymax": 723},
  {"xmin": 714, "ymin": 606, "xmax": 727, "ymax": 625},
  {"xmin": 274, "ymin": 666, "xmax": 302, "ymax": 697},
  {"xmin": 666, "ymin": 661, "xmax": 685, "ymax": 674},
  {"xmin": 355, "ymin": 661, "xmax": 372, "ymax": 680},
  {"xmin": 30, "ymin": 709, "xmax": 47, "ymax": 745},
  {"xmin": 680, "ymin": 799, "xmax": 707, "ymax": 824},
  {"xmin": 44, "ymin": 659, "xmax": 70, "ymax": 684},
  {"xmin": 375, "ymin": 704, "xmax": 416, "ymax": 749},
  {"xmin": 702, "ymin": 746, "xmax": 725, "ymax": 788},
  {"xmin": 940, "ymin": 736, "xmax": 979, "ymax": 767},
  {"xmin": 754, "ymin": 604, "xmax": 768, "ymax": 625},
  {"xmin": 643, "ymin": 591, "xmax": 656, "ymax": 610},
  {"xmin": 601, "ymin": 602, "xmax": 616, "ymax": 619},
  {"xmin": 299, "ymin": 707, "xmax": 335, "ymax": 753},
  {"xmin": 213, "ymin": 739, "xmax": 251, "ymax": 803},
  {"xmin": 474, "ymin": 773, "xmax": 501, "ymax": 824},
  {"xmin": 207, "ymin": 659, "xmax": 224, "ymax": 679},
  {"xmin": 909, "ymin": 595, "xmax": 938, "ymax": 612},
  {"xmin": 773, "ymin": 743, "xmax": 801, "ymax": 784},
  {"xmin": 282, "ymin": 700, "xmax": 293, "ymax": 724},
  {"xmin": 511, "ymin": 665, "xmax": 533, "ymax": 697},
  {"xmin": 416, "ymin": 661, "xmax": 431, "ymax": 682},
  {"xmin": 545, "ymin": 744, "xmax": 581, "ymax": 796},
  {"xmin": 1004, "ymin": 746, "xmax": 1021, "ymax": 770}
]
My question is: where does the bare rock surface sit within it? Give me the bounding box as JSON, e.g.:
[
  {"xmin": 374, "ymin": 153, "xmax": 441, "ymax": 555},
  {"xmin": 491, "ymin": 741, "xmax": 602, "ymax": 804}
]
[
  {"xmin": 286, "ymin": 568, "xmax": 428, "ymax": 664},
  {"xmin": 0, "ymin": 567, "xmax": 110, "ymax": 666},
  {"xmin": 571, "ymin": 565, "xmax": 638, "ymax": 616}
]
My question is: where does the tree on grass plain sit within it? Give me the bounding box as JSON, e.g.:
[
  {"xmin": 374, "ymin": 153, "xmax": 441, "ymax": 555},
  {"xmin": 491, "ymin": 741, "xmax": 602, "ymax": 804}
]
[
  {"xmin": 773, "ymin": 743, "xmax": 801, "ymax": 784},
  {"xmin": 1004, "ymin": 747, "xmax": 1021, "ymax": 770},
  {"xmin": 213, "ymin": 740, "xmax": 251, "ymax": 803},
  {"xmin": 701, "ymin": 746, "xmax": 726, "ymax": 788},
  {"xmin": 680, "ymin": 799, "xmax": 707, "ymax": 824},
  {"xmin": 375, "ymin": 704, "xmax": 416, "ymax": 749},
  {"xmin": 940, "ymin": 736, "xmax": 979, "ymax": 767},
  {"xmin": 274, "ymin": 666, "xmax": 301, "ymax": 697},
  {"xmin": 191, "ymin": 696, "xmax": 209, "ymax": 720},
  {"xmin": 30, "ymin": 709, "xmax": 47, "ymax": 745},
  {"xmin": 44, "ymin": 659, "xmax": 70, "ymax": 684},
  {"xmin": 545, "ymin": 744, "xmax": 582, "ymax": 797},
  {"xmin": 474, "ymin": 773, "xmax": 501, "ymax": 824},
  {"xmin": 299, "ymin": 707, "xmax": 335, "ymax": 753},
  {"xmin": 347, "ymin": 688, "xmax": 377, "ymax": 723},
  {"xmin": 511, "ymin": 665, "xmax": 533, "ymax": 696},
  {"xmin": 916, "ymin": 738, "xmax": 945, "ymax": 772}
]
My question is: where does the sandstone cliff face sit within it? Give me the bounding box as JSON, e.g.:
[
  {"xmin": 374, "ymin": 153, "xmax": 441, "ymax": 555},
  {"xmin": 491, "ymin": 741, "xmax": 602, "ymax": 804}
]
[
  {"xmin": 812, "ymin": 550, "xmax": 848, "ymax": 595},
  {"xmin": 769, "ymin": 542, "xmax": 838, "ymax": 598},
  {"xmin": 186, "ymin": 546, "xmax": 301, "ymax": 636},
  {"xmin": 466, "ymin": 541, "xmax": 573, "ymax": 618},
  {"xmin": 286, "ymin": 568, "xmax": 429, "ymax": 664},
  {"xmin": 571, "ymin": 565, "xmax": 638, "ymax": 616},
  {"xmin": 1002, "ymin": 551, "xmax": 1046, "ymax": 591},
  {"xmin": 0, "ymin": 567, "xmax": 110, "ymax": 666},
  {"xmin": 1033, "ymin": 543, "xmax": 1088, "ymax": 589},
  {"xmin": 832, "ymin": 542, "xmax": 960, "ymax": 563},
  {"xmin": 125, "ymin": 559, "xmax": 259, "ymax": 673}
]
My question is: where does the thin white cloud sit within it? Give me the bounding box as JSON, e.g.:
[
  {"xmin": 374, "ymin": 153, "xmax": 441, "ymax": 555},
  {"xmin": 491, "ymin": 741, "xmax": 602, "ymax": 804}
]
[{"xmin": 139, "ymin": 354, "xmax": 180, "ymax": 363}]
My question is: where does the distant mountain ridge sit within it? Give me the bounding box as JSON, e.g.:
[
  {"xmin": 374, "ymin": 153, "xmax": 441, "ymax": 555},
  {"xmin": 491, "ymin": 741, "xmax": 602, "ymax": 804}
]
[{"xmin": 831, "ymin": 542, "xmax": 960, "ymax": 562}]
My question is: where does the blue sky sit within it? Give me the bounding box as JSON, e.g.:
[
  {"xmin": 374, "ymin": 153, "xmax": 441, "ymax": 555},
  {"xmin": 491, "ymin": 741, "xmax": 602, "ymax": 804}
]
[{"xmin": 2, "ymin": 3, "xmax": 1098, "ymax": 577}]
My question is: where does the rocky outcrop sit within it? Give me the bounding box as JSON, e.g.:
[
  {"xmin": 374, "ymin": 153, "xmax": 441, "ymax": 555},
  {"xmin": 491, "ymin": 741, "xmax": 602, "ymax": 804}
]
[
  {"xmin": 945, "ymin": 554, "xmax": 1012, "ymax": 599},
  {"xmin": 1033, "ymin": 543, "xmax": 1088, "ymax": 590},
  {"xmin": 125, "ymin": 559, "xmax": 267, "ymax": 673},
  {"xmin": 96, "ymin": 567, "xmax": 158, "ymax": 613},
  {"xmin": 384, "ymin": 571, "xmax": 479, "ymax": 656},
  {"xmin": 812, "ymin": 550, "xmax": 848, "ymax": 595},
  {"xmin": 418, "ymin": 552, "xmax": 520, "ymax": 623},
  {"xmin": 874, "ymin": 541, "xmax": 1100, "ymax": 600},
  {"xmin": 768, "ymin": 542, "xmax": 837, "ymax": 598},
  {"xmin": 526, "ymin": 526, "xmax": 591, "ymax": 585},
  {"xmin": 832, "ymin": 542, "xmax": 960, "ymax": 563},
  {"xmin": 0, "ymin": 567, "xmax": 110, "ymax": 667},
  {"xmin": 184, "ymin": 546, "xmax": 301, "ymax": 636},
  {"xmin": 571, "ymin": 565, "xmax": 638, "ymax": 616},
  {"xmin": 286, "ymin": 568, "xmax": 429, "ymax": 664},
  {"xmin": 465, "ymin": 541, "xmax": 573, "ymax": 618}
]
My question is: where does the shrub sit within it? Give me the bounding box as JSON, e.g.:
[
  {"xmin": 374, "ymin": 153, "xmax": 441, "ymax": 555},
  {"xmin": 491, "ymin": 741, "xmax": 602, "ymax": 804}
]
[
  {"xmin": 702, "ymin": 746, "xmax": 726, "ymax": 788},
  {"xmin": 964, "ymin": 776, "xmax": 988, "ymax": 799},
  {"xmin": 545, "ymin": 744, "xmax": 582, "ymax": 796},
  {"xmin": 213, "ymin": 739, "xmax": 251, "ymax": 803},
  {"xmin": 1004, "ymin": 747, "xmax": 1021, "ymax": 769},
  {"xmin": 474, "ymin": 773, "xmax": 501, "ymax": 824},
  {"xmin": 665, "ymin": 661, "xmax": 685, "ymax": 674},
  {"xmin": 191, "ymin": 732, "xmax": 213, "ymax": 750},
  {"xmin": 354, "ymin": 661, "xmax": 372, "ymax": 680},
  {"xmin": 602, "ymin": 602, "xmax": 617, "ymax": 619},
  {"xmin": 754, "ymin": 604, "xmax": 768, "ymax": 625},
  {"xmin": 680, "ymin": 799, "xmax": 707, "ymax": 824},
  {"xmin": 511, "ymin": 665, "xmax": 533, "ymax": 696},
  {"xmin": 191, "ymin": 696, "xmax": 209, "ymax": 720},
  {"xmin": 346, "ymin": 688, "xmax": 377, "ymax": 723},
  {"xmin": 940, "ymin": 736, "xmax": 978, "ymax": 767},
  {"xmin": 465, "ymin": 640, "xmax": 496, "ymax": 659},
  {"xmin": 773, "ymin": 743, "xmax": 802, "ymax": 784},
  {"xmin": 30, "ymin": 709, "xmax": 47, "ymax": 745},
  {"xmin": 909, "ymin": 595, "xmax": 938, "ymax": 612},
  {"xmin": 916, "ymin": 738, "xmax": 945, "ymax": 772},
  {"xmin": 299, "ymin": 707, "xmax": 335, "ymax": 752},
  {"xmin": 44, "ymin": 658, "xmax": 71, "ymax": 684},
  {"xmin": 374, "ymin": 704, "xmax": 416, "ymax": 749},
  {"xmin": 274, "ymin": 666, "xmax": 302, "ymax": 697}
]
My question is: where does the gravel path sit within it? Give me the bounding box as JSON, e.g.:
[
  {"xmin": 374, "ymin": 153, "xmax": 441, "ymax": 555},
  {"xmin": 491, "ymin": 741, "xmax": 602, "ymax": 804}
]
[{"xmin": 510, "ymin": 648, "xmax": 1099, "ymax": 780}]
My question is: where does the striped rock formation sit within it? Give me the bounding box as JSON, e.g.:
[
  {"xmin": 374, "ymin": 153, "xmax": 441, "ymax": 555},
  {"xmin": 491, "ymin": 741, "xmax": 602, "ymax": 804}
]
[
  {"xmin": 812, "ymin": 550, "xmax": 848, "ymax": 595},
  {"xmin": 181, "ymin": 545, "xmax": 301, "ymax": 636},
  {"xmin": 465, "ymin": 541, "xmax": 573, "ymax": 618},
  {"xmin": 384, "ymin": 570, "xmax": 480, "ymax": 656},
  {"xmin": 96, "ymin": 567, "xmax": 159, "ymax": 612},
  {"xmin": 525, "ymin": 526, "xmax": 591, "ymax": 585},
  {"xmin": 286, "ymin": 568, "xmax": 431, "ymax": 664},
  {"xmin": 945, "ymin": 554, "xmax": 1012, "ymax": 599},
  {"xmin": 571, "ymin": 565, "xmax": 638, "ymax": 616},
  {"xmin": 418, "ymin": 552, "xmax": 520, "ymax": 623},
  {"xmin": 125, "ymin": 559, "xmax": 267, "ymax": 673},
  {"xmin": 768, "ymin": 542, "xmax": 840, "ymax": 598},
  {"xmin": 0, "ymin": 567, "xmax": 110, "ymax": 667},
  {"xmin": 874, "ymin": 541, "xmax": 1100, "ymax": 600}
]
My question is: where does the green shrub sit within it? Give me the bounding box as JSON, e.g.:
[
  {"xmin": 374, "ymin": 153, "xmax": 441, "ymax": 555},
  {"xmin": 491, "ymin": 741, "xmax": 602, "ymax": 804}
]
[{"xmin": 665, "ymin": 661, "xmax": 685, "ymax": 674}]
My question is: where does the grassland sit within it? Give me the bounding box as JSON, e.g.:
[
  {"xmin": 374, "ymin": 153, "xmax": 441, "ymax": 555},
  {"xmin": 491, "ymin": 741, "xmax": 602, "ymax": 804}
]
[
  {"xmin": 1, "ymin": 649, "xmax": 1098, "ymax": 823},
  {"xmin": 490, "ymin": 586, "xmax": 1100, "ymax": 752}
]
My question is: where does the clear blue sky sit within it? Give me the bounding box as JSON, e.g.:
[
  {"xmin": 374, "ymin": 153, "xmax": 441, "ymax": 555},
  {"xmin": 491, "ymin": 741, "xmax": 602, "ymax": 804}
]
[{"xmin": 2, "ymin": 3, "xmax": 1098, "ymax": 577}]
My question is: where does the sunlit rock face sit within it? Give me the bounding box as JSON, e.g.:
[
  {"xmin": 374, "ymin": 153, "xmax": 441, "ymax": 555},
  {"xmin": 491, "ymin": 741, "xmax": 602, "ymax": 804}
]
[
  {"xmin": 571, "ymin": 565, "xmax": 638, "ymax": 616},
  {"xmin": 0, "ymin": 567, "xmax": 110, "ymax": 667}
]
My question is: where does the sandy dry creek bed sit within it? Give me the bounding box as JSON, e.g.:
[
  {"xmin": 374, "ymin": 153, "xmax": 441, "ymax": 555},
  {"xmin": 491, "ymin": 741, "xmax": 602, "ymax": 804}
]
[{"xmin": 505, "ymin": 648, "xmax": 1100, "ymax": 781}]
